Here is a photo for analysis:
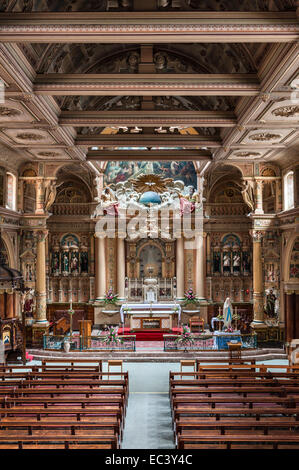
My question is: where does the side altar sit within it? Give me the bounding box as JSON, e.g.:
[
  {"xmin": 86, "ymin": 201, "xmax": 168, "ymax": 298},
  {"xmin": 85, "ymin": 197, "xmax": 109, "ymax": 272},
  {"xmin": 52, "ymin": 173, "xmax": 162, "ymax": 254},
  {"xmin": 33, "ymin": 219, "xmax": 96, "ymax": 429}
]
[{"xmin": 120, "ymin": 303, "xmax": 181, "ymax": 331}]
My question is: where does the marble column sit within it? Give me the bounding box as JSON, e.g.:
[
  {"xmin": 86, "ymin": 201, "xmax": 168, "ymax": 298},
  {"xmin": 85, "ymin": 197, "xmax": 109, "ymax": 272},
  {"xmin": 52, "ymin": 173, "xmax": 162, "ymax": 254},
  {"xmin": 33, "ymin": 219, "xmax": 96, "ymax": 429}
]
[
  {"xmin": 252, "ymin": 230, "xmax": 264, "ymax": 323},
  {"xmin": 95, "ymin": 236, "xmax": 106, "ymax": 301},
  {"xmin": 34, "ymin": 230, "xmax": 49, "ymax": 324},
  {"xmin": 254, "ymin": 180, "xmax": 264, "ymax": 214},
  {"xmin": 195, "ymin": 234, "xmax": 206, "ymax": 300},
  {"xmin": 117, "ymin": 237, "xmax": 126, "ymax": 301},
  {"xmin": 176, "ymin": 236, "xmax": 185, "ymax": 300},
  {"xmin": 35, "ymin": 179, "xmax": 45, "ymax": 215}
]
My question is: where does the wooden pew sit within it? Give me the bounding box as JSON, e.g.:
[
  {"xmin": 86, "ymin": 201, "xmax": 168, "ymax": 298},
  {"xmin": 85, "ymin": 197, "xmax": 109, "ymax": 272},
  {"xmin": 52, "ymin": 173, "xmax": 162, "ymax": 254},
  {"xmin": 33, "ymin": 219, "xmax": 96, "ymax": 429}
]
[
  {"xmin": 41, "ymin": 359, "xmax": 103, "ymax": 372},
  {"xmin": 173, "ymin": 406, "xmax": 299, "ymax": 422},
  {"xmin": 177, "ymin": 434, "xmax": 299, "ymax": 449},
  {"xmin": 0, "ymin": 420, "xmax": 119, "ymax": 434},
  {"xmin": 170, "ymin": 385, "xmax": 299, "ymax": 400},
  {"xmin": 172, "ymin": 395, "xmax": 299, "ymax": 410},
  {"xmin": 176, "ymin": 419, "xmax": 299, "ymax": 437},
  {"xmin": 0, "ymin": 435, "xmax": 118, "ymax": 449},
  {"xmin": 1, "ymin": 396, "xmax": 126, "ymax": 415}
]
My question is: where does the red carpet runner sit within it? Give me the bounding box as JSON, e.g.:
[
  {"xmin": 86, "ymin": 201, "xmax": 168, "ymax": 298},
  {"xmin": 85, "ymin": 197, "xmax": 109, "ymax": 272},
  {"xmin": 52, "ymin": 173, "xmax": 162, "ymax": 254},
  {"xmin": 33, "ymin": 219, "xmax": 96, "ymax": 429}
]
[{"xmin": 118, "ymin": 328, "xmax": 182, "ymax": 341}]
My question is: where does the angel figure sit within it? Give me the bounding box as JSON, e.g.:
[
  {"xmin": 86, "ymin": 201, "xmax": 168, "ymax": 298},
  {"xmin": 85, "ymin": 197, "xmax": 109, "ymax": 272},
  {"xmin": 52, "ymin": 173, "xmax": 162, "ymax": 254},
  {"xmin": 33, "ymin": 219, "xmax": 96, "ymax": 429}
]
[
  {"xmin": 241, "ymin": 180, "xmax": 255, "ymax": 212},
  {"xmin": 44, "ymin": 182, "xmax": 57, "ymax": 213},
  {"xmin": 101, "ymin": 186, "xmax": 119, "ymax": 215}
]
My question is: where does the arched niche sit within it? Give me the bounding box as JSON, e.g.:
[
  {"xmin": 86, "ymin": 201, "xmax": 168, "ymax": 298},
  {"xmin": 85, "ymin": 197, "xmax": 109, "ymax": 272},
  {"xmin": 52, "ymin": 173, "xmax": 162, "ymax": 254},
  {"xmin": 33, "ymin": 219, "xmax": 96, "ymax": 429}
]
[
  {"xmin": 0, "ymin": 233, "xmax": 16, "ymax": 269},
  {"xmin": 289, "ymin": 237, "xmax": 299, "ymax": 282},
  {"xmin": 138, "ymin": 242, "xmax": 163, "ymax": 279}
]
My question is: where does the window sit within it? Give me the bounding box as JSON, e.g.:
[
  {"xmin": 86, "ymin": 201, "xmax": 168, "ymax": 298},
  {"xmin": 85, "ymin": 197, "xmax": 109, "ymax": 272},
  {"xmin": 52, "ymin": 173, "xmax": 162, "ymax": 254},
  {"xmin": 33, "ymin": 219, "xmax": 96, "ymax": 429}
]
[
  {"xmin": 284, "ymin": 171, "xmax": 294, "ymax": 211},
  {"xmin": 6, "ymin": 173, "xmax": 16, "ymax": 211}
]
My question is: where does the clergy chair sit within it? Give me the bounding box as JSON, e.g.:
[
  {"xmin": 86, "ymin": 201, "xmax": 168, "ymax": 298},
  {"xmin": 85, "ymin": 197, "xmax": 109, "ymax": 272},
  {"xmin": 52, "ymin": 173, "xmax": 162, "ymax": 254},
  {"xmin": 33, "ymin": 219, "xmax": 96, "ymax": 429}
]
[{"xmin": 189, "ymin": 316, "xmax": 204, "ymax": 333}]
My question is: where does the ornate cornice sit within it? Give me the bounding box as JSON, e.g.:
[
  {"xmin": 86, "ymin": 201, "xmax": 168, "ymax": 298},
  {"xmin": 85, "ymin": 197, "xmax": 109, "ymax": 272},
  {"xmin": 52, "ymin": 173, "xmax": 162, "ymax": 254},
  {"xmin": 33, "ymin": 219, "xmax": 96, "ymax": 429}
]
[{"xmin": 0, "ymin": 12, "xmax": 298, "ymax": 43}]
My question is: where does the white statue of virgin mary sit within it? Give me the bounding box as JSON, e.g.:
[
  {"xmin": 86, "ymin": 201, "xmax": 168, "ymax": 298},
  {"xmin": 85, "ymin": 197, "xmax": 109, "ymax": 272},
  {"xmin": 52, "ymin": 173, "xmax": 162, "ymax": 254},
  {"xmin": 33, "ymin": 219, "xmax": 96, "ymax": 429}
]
[{"xmin": 223, "ymin": 297, "xmax": 233, "ymax": 330}]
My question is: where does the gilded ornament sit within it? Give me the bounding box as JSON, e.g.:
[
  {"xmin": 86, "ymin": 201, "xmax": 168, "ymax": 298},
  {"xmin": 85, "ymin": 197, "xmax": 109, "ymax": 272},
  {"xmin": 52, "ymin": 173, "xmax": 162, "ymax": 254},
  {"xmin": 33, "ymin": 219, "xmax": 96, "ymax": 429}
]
[
  {"xmin": 272, "ymin": 105, "xmax": 299, "ymax": 118},
  {"xmin": 249, "ymin": 132, "xmax": 281, "ymax": 142}
]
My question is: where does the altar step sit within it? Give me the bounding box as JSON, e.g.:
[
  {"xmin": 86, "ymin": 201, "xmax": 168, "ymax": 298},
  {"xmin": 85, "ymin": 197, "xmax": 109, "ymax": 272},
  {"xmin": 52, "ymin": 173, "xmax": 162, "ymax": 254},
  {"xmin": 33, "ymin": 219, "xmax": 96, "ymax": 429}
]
[{"xmin": 27, "ymin": 348, "xmax": 287, "ymax": 363}]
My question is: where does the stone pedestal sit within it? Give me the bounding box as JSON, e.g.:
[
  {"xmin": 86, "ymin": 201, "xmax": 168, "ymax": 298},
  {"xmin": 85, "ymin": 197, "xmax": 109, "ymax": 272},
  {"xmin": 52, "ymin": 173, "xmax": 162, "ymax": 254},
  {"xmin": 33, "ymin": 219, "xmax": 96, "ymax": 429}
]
[{"xmin": 94, "ymin": 304, "xmax": 121, "ymax": 327}]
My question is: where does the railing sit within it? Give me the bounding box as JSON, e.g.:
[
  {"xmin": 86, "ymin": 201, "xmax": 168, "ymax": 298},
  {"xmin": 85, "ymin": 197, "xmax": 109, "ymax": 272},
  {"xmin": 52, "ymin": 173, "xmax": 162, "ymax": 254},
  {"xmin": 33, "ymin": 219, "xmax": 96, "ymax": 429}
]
[
  {"xmin": 43, "ymin": 334, "xmax": 136, "ymax": 352},
  {"xmin": 206, "ymin": 203, "xmax": 249, "ymax": 217},
  {"xmin": 164, "ymin": 333, "xmax": 257, "ymax": 351},
  {"xmin": 52, "ymin": 203, "xmax": 91, "ymax": 216}
]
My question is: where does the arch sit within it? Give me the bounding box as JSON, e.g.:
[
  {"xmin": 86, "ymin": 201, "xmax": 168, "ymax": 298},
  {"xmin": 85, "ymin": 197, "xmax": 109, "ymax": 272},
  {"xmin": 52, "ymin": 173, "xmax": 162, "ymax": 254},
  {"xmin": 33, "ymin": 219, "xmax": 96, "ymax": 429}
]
[
  {"xmin": 0, "ymin": 233, "xmax": 17, "ymax": 269},
  {"xmin": 137, "ymin": 241, "xmax": 164, "ymax": 278},
  {"xmin": 283, "ymin": 234, "xmax": 299, "ymax": 283},
  {"xmin": 60, "ymin": 233, "xmax": 80, "ymax": 247}
]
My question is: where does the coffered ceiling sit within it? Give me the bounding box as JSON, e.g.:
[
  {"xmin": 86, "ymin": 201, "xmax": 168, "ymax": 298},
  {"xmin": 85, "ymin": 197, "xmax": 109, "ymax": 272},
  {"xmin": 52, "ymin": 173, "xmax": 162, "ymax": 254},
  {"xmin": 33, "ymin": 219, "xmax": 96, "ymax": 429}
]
[{"xmin": 0, "ymin": 1, "xmax": 298, "ymax": 174}]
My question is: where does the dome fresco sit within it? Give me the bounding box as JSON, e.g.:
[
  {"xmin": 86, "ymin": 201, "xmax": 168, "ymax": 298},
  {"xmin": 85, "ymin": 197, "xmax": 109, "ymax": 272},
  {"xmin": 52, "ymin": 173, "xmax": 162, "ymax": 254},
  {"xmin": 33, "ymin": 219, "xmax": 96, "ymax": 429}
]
[{"xmin": 104, "ymin": 160, "xmax": 197, "ymax": 188}]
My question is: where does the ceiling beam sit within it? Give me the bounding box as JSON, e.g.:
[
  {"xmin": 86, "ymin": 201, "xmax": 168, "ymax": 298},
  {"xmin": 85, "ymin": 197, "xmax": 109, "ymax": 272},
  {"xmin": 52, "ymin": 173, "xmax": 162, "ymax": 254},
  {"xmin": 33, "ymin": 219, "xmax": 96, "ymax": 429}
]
[
  {"xmin": 59, "ymin": 110, "xmax": 236, "ymax": 127},
  {"xmin": 0, "ymin": 12, "xmax": 298, "ymax": 43},
  {"xmin": 76, "ymin": 133, "xmax": 221, "ymax": 148},
  {"xmin": 86, "ymin": 149, "xmax": 212, "ymax": 161},
  {"xmin": 33, "ymin": 74, "xmax": 260, "ymax": 96}
]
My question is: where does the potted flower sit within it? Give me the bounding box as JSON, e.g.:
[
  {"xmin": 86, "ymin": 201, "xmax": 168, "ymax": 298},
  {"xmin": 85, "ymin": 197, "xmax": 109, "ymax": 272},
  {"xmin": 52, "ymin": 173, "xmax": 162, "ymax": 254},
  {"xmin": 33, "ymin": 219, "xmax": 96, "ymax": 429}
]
[
  {"xmin": 183, "ymin": 288, "xmax": 199, "ymax": 305},
  {"xmin": 102, "ymin": 326, "xmax": 123, "ymax": 348},
  {"xmin": 104, "ymin": 289, "xmax": 119, "ymax": 305},
  {"xmin": 102, "ymin": 289, "xmax": 120, "ymax": 314},
  {"xmin": 175, "ymin": 325, "xmax": 194, "ymax": 352}
]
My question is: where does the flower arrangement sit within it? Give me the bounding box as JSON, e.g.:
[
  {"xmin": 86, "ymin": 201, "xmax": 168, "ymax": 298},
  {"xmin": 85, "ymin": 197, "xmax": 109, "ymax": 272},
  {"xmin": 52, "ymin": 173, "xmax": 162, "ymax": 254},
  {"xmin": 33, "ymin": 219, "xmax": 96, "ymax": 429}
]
[
  {"xmin": 175, "ymin": 325, "xmax": 194, "ymax": 350},
  {"xmin": 172, "ymin": 305, "xmax": 180, "ymax": 313},
  {"xmin": 216, "ymin": 314, "xmax": 223, "ymax": 320},
  {"xmin": 104, "ymin": 289, "xmax": 119, "ymax": 304},
  {"xmin": 232, "ymin": 313, "xmax": 240, "ymax": 321},
  {"xmin": 123, "ymin": 306, "xmax": 131, "ymax": 314},
  {"xmin": 183, "ymin": 288, "xmax": 199, "ymax": 305},
  {"xmin": 223, "ymin": 326, "xmax": 234, "ymax": 333},
  {"xmin": 102, "ymin": 326, "xmax": 123, "ymax": 346}
]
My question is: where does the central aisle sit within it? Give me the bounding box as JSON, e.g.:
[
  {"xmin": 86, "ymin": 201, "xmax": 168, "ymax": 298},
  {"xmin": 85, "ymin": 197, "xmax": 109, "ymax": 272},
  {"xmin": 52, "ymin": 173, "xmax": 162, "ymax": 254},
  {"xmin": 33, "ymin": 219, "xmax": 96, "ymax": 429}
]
[{"xmin": 104, "ymin": 362, "xmax": 180, "ymax": 449}]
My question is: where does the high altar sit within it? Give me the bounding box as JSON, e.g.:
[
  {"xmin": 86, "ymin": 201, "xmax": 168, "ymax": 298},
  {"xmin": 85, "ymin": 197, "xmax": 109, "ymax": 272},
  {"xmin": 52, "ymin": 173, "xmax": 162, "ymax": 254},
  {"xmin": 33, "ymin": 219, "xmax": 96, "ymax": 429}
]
[{"xmin": 92, "ymin": 172, "xmax": 205, "ymax": 330}]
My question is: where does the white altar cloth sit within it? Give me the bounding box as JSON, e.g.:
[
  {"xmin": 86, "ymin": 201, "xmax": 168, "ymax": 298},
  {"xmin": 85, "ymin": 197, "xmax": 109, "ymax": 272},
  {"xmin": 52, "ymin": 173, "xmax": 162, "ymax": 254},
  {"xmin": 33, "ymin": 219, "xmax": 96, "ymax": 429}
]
[{"xmin": 120, "ymin": 303, "xmax": 181, "ymax": 324}]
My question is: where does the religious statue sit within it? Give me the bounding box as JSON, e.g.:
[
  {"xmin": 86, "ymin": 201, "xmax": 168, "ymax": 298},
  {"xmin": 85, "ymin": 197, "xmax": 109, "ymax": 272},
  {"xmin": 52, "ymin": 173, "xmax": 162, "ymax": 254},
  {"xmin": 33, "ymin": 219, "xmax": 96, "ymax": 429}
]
[
  {"xmin": 70, "ymin": 252, "xmax": 79, "ymax": 273},
  {"xmin": 223, "ymin": 297, "xmax": 233, "ymax": 330},
  {"xmin": 44, "ymin": 181, "xmax": 57, "ymax": 213},
  {"xmin": 223, "ymin": 252, "xmax": 231, "ymax": 273},
  {"xmin": 213, "ymin": 252, "xmax": 221, "ymax": 273},
  {"xmin": 25, "ymin": 263, "xmax": 34, "ymax": 281},
  {"xmin": 242, "ymin": 252, "xmax": 251, "ymax": 273},
  {"xmin": 101, "ymin": 186, "xmax": 119, "ymax": 215},
  {"xmin": 233, "ymin": 252, "xmax": 241, "ymax": 273},
  {"xmin": 80, "ymin": 252, "xmax": 88, "ymax": 273},
  {"xmin": 179, "ymin": 185, "xmax": 200, "ymax": 215},
  {"xmin": 52, "ymin": 252, "xmax": 60, "ymax": 273},
  {"xmin": 23, "ymin": 288, "xmax": 35, "ymax": 317},
  {"xmin": 62, "ymin": 252, "xmax": 69, "ymax": 272},
  {"xmin": 264, "ymin": 289, "xmax": 277, "ymax": 318},
  {"xmin": 241, "ymin": 180, "xmax": 255, "ymax": 212}
]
